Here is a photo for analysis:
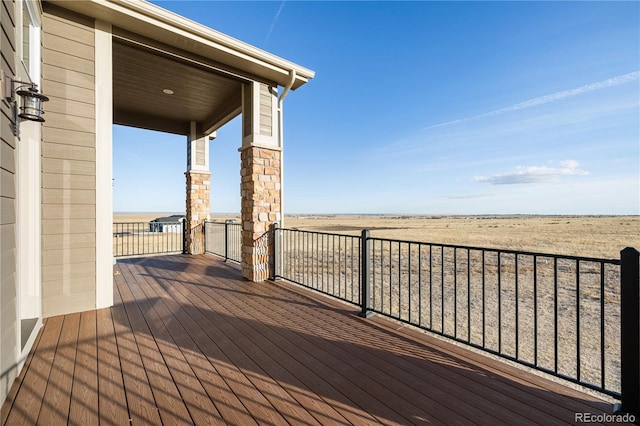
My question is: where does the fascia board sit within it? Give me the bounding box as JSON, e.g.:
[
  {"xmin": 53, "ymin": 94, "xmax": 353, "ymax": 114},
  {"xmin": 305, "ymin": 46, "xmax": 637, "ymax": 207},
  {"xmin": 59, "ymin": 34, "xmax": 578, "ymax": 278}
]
[{"xmin": 45, "ymin": 0, "xmax": 314, "ymax": 89}]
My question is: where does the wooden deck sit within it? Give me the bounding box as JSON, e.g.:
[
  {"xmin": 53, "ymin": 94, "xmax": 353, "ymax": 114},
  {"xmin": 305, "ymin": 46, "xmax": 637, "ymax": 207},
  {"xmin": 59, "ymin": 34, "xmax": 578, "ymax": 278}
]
[{"xmin": 1, "ymin": 254, "xmax": 621, "ymax": 425}]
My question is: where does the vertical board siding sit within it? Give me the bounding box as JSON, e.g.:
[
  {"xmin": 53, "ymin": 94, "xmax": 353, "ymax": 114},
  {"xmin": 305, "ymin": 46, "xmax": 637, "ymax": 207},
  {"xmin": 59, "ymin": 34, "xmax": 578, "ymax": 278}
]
[
  {"xmin": 0, "ymin": 0, "xmax": 18, "ymax": 406},
  {"xmin": 41, "ymin": 5, "xmax": 96, "ymax": 318}
]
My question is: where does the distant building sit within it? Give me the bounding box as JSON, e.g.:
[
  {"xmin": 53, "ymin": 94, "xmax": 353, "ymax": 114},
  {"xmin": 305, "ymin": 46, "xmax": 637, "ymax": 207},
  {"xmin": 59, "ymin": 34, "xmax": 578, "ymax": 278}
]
[{"xmin": 149, "ymin": 215, "xmax": 185, "ymax": 233}]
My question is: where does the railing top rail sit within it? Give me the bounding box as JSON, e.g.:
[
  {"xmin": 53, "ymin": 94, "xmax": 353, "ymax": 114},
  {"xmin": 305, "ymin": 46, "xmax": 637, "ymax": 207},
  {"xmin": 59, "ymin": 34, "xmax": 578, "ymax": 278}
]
[
  {"xmin": 368, "ymin": 235, "xmax": 621, "ymax": 264},
  {"xmin": 280, "ymin": 227, "xmax": 362, "ymax": 239},
  {"xmin": 114, "ymin": 221, "xmax": 183, "ymax": 224},
  {"xmin": 279, "ymin": 227, "xmax": 620, "ymax": 264}
]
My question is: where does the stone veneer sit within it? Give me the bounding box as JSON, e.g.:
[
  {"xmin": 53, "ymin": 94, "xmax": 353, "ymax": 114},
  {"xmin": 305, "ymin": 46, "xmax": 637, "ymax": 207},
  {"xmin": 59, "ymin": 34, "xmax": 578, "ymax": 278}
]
[
  {"xmin": 240, "ymin": 146, "xmax": 281, "ymax": 281},
  {"xmin": 185, "ymin": 171, "xmax": 211, "ymax": 254}
]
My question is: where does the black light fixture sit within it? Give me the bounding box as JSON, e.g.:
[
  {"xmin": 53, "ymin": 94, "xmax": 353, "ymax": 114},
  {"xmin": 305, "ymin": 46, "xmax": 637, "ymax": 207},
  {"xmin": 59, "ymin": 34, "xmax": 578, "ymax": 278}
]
[
  {"xmin": 2, "ymin": 71, "xmax": 49, "ymax": 136},
  {"xmin": 15, "ymin": 86, "xmax": 49, "ymax": 122}
]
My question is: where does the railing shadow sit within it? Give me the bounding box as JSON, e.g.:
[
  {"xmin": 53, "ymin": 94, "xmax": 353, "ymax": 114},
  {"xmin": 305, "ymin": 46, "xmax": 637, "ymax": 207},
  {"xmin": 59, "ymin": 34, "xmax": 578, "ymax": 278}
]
[
  {"xmin": 113, "ymin": 255, "xmax": 621, "ymax": 424},
  {"xmin": 4, "ymin": 254, "xmax": 625, "ymax": 424}
]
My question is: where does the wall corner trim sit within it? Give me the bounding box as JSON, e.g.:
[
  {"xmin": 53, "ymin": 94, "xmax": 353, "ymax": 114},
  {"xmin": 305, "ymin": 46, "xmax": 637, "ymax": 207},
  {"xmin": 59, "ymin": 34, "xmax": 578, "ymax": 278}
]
[{"xmin": 95, "ymin": 20, "xmax": 114, "ymax": 309}]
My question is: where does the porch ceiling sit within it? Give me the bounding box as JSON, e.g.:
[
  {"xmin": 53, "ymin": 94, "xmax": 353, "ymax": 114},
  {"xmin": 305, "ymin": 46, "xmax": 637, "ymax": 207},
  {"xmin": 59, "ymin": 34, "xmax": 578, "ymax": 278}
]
[
  {"xmin": 46, "ymin": 0, "xmax": 315, "ymax": 138},
  {"xmin": 113, "ymin": 40, "xmax": 243, "ymax": 136}
]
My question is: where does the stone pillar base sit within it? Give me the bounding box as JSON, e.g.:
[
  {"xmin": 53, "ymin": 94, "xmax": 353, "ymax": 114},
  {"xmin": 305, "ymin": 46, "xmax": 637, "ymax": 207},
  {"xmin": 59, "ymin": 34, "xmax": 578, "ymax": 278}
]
[
  {"xmin": 240, "ymin": 146, "xmax": 281, "ymax": 281},
  {"xmin": 185, "ymin": 171, "xmax": 211, "ymax": 254}
]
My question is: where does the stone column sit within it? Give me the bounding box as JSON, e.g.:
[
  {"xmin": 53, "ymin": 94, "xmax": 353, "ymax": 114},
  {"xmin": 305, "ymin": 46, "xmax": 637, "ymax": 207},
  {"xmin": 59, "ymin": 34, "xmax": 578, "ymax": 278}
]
[
  {"xmin": 240, "ymin": 146, "xmax": 281, "ymax": 281},
  {"xmin": 185, "ymin": 171, "xmax": 210, "ymax": 254},
  {"xmin": 240, "ymin": 81, "xmax": 281, "ymax": 281},
  {"xmin": 185, "ymin": 122, "xmax": 211, "ymax": 254}
]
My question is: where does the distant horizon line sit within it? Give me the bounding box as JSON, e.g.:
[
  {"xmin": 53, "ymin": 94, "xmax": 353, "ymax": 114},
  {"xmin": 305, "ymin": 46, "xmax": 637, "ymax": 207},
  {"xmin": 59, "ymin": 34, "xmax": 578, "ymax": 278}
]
[{"xmin": 113, "ymin": 211, "xmax": 639, "ymax": 217}]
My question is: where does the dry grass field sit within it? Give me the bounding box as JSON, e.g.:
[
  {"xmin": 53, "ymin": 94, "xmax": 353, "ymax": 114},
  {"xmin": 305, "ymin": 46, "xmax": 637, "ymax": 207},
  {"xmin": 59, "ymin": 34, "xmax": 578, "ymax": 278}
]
[
  {"xmin": 280, "ymin": 215, "xmax": 639, "ymax": 260},
  {"xmin": 115, "ymin": 213, "xmax": 639, "ymax": 259},
  {"xmin": 115, "ymin": 212, "xmax": 638, "ymax": 396}
]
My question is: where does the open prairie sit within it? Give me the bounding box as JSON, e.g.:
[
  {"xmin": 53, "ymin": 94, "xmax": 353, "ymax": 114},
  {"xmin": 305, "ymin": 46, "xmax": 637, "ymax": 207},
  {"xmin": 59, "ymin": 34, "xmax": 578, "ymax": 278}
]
[
  {"xmin": 115, "ymin": 212, "xmax": 638, "ymax": 394},
  {"xmin": 115, "ymin": 213, "xmax": 639, "ymax": 259}
]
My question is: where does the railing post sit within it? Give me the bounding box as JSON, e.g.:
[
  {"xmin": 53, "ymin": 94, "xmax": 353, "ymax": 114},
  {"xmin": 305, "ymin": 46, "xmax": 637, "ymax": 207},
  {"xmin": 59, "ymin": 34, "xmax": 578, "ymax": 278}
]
[
  {"xmin": 621, "ymin": 247, "xmax": 640, "ymax": 417},
  {"xmin": 181, "ymin": 219, "xmax": 187, "ymax": 254},
  {"xmin": 203, "ymin": 221, "xmax": 208, "ymax": 253},
  {"xmin": 272, "ymin": 222, "xmax": 280, "ymax": 281},
  {"xmin": 360, "ymin": 229, "xmax": 373, "ymax": 318},
  {"xmin": 224, "ymin": 220, "xmax": 233, "ymax": 261}
]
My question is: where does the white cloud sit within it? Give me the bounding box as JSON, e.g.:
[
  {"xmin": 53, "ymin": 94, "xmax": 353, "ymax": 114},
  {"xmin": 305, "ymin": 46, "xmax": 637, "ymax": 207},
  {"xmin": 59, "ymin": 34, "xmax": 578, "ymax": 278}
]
[
  {"xmin": 425, "ymin": 71, "xmax": 640, "ymax": 130},
  {"xmin": 475, "ymin": 160, "xmax": 589, "ymax": 185}
]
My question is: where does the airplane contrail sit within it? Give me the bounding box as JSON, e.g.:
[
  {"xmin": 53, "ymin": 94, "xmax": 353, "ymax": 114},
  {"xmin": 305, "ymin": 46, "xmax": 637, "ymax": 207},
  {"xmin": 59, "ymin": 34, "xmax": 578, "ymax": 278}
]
[{"xmin": 424, "ymin": 71, "xmax": 640, "ymax": 130}]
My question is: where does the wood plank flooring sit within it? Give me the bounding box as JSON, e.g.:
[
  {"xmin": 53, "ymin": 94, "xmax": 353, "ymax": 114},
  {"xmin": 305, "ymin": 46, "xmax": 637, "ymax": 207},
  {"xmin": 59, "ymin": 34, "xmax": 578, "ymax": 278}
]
[{"xmin": 1, "ymin": 254, "xmax": 622, "ymax": 425}]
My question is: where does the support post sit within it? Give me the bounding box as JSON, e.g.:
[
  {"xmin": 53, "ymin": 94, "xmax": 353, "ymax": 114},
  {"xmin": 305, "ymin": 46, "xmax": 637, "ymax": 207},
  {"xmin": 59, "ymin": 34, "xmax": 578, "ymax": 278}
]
[
  {"xmin": 185, "ymin": 123, "xmax": 211, "ymax": 255},
  {"xmin": 621, "ymin": 247, "xmax": 640, "ymax": 416},
  {"xmin": 239, "ymin": 146, "xmax": 281, "ymax": 281},
  {"xmin": 360, "ymin": 229, "xmax": 373, "ymax": 318}
]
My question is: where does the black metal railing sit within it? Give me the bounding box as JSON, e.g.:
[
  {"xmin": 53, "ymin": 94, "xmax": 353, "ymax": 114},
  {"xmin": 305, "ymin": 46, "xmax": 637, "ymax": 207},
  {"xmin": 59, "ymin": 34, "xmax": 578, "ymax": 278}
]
[
  {"xmin": 365, "ymin": 236, "xmax": 623, "ymax": 398},
  {"xmin": 113, "ymin": 221, "xmax": 184, "ymax": 257},
  {"xmin": 278, "ymin": 228, "xmax": 361, "ymax": 305},
  {"xmin": 202, "ymin": 221, "xmax": 639, "ymax": 410},
  {"xmin": 273, "ymin": 227, "xmax": 639, "ymax": 402},
  {"xmin": 204, "ymin": 220, "xmax": 242, "ymax": 262}
]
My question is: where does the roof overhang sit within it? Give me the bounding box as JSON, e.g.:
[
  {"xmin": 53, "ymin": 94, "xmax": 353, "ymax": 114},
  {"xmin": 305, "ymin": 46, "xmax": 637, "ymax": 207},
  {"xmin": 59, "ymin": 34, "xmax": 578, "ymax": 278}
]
[{"xmin": 44, "ymin": 0, "xmax": 315, "ymax": 136}]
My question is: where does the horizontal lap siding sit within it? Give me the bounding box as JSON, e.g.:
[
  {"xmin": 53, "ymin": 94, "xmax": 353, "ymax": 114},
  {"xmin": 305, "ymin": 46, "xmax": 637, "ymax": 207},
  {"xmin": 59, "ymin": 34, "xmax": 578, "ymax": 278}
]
[
  {"xmin": 0, "ymin": 0, "xmax": 17, "ymax": 405},
  {"xmin": 41, "ymin": 6, "xmax": 96, "ymax": 318},
  {"xmin": 259, "ymin": 84, "xmax": 272, "ymax": 136}
]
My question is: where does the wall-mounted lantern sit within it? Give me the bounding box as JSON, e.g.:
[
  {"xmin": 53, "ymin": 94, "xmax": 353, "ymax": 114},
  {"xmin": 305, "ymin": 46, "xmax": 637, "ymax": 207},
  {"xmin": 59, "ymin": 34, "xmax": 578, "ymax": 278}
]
[
  {"xmin": 15, "ymin": 86, "xmax": 49, "ymax": 122},
  {"xmin": 2, "ymin": 71, "xmax": 49, "ymax": 137}
]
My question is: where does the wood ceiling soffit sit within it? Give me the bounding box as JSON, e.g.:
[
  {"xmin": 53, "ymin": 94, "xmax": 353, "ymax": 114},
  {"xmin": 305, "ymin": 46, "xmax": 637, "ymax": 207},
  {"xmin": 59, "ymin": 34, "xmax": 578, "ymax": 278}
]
[
  {"xmin": 201, "ymin": 92, "xmax": 243, "ymax": 135},
  {"xmin": 112, "ymin": 28, "xmax": 279, "ymax": 88},
  {"xmin": 113, "ymin": 108, "xmax": 189, "ymax": 135}
]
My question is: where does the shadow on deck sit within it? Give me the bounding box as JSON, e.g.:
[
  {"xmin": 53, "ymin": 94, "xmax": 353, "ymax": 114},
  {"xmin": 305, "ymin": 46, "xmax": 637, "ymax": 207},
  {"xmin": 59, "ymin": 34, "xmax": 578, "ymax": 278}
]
[{"xmin": 1, "ymin": 254, "xmax": 621, "ymax": 425}]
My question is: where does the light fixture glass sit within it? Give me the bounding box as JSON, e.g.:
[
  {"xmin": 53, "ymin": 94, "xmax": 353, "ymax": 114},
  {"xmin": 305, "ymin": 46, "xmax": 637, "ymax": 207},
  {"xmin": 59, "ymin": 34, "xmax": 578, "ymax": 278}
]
[{"xmin": 16, "ymin": 87, "xmax": 49, "ymax": 122}]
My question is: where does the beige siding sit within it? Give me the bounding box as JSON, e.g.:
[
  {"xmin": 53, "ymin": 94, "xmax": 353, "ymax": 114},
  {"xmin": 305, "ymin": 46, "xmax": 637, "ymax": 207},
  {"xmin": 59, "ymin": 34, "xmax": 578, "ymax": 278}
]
[
  {"xmin": 42, "ymin": 233, "xmax": 95, "ymax": 251},
  {"xmin": 42, "ymin": 157, "xmax": 94, "ymax": 175},
  {"xmin": 259, "ymin": 83, "xmax": 272, "ymax": 136},
  {"xmin": 195, "ymin": 139, "xmax": 205, "ymax": 166},
  {"xmin": 41, "ymin": 5, "xmax": 96, "ymax": 317},
  {"xmin": 0, "ymin": 0, "xmax": 18, "ymax": 405},
  {"xmin": 43, "ymin": 126, "xmax": 94, "ymax": 147}
]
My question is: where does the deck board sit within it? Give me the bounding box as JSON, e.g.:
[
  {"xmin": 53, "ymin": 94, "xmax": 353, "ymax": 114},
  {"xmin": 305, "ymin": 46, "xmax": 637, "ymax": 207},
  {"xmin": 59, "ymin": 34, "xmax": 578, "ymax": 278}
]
[
  {"xmin": 2, "ymin": 254, "xmax": 624, "ymax": 425},
  {"xmin": 115, "ymin": 266, "xmax": 196, "ymax": 425},
  {"xmin": 111, "ymin": 286, "xmax": 163, "ymax": 425},
  {"xmin": 3, "ymin": 316, "xmax": 64, "ymax": 425},
  {"xmin": 0, "ymin": 316, "xmax": 44, "ymax": 425},
  {"xmin": 96, "ymin": 308, "xmax": 129, "ymax": 425},
  {"xmin": 37, "ymin": 313, "xmax": 79, "ymax": 426},
  {"xmin": 148, "ymin": 262, "xmax": 376, "ymax": 425},
  {"xmin": 68, "ymin": 310, "xmax": 99, "ymax": 426},
  {"xmin": 134, "ymin": 263, "xmax": 322, "ymax": 425},
  {"xmin": 158, "ymin": 261, "xmax": 460, "ymax": 425}
]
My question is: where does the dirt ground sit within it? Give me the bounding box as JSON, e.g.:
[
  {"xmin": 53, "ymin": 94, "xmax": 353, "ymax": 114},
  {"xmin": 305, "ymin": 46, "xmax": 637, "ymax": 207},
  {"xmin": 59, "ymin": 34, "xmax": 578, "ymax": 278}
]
[{"xmin": 115, "ymin": 213, "xmax": 639, "ymax": 259}]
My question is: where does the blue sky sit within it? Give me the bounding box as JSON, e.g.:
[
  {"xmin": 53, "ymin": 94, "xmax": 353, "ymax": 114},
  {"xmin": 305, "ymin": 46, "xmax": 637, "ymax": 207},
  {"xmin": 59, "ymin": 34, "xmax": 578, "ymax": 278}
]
[{"xmin": 113, "ymin": 1, "xmax": 639, "ymax": 215}]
